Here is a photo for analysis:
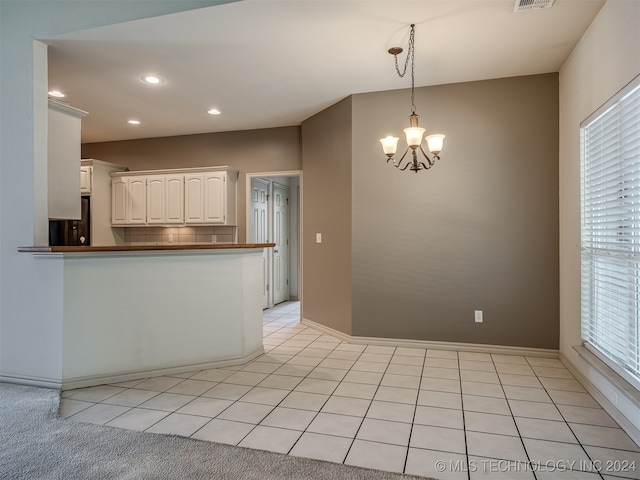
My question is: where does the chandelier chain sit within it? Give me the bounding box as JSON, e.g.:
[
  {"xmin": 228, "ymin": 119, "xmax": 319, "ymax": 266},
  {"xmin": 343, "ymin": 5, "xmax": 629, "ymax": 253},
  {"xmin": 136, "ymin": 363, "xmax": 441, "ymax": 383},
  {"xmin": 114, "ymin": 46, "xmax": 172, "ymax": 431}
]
[
  {"xmin": 380, "ymin": 23, "xmax": 444, "ymax": 173},
  {"xmin": 393, "ymin": 24, "xmax": 417, "ymax": 115}
]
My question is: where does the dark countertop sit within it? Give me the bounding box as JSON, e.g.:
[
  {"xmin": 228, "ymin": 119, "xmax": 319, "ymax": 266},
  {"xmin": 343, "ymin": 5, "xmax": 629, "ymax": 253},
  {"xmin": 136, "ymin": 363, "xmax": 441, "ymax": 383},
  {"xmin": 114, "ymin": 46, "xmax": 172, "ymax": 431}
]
[{"xmin": 18, "ymin": 243, "xmax": 275, "ymax": 253}]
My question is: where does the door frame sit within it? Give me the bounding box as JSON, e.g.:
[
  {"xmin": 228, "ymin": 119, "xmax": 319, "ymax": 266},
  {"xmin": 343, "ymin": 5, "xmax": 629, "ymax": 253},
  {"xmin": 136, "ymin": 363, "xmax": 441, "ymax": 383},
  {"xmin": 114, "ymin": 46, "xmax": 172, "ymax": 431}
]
[{"xmin": 246, "ymin": 170, "xmax": 303, "ymax": 310}]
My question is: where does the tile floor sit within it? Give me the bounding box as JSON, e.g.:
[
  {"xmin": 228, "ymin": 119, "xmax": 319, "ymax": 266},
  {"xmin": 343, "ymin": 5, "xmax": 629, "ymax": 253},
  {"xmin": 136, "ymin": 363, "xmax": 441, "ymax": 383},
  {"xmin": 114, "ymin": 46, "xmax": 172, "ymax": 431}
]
[{"xmin": 61, "ymin": 301, "xmax": 640, "ymax": 479}]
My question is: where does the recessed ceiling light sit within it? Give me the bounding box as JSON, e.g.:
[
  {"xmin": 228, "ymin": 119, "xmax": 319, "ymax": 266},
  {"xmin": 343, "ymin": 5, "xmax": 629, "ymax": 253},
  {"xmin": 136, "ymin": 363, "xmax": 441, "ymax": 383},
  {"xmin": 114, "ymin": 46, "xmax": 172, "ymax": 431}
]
[
  {"xmin": 127, "ymin": 120, "xmax": 141, "ymax": 125},
  {"xmin": 141, "ymin": 75, "xmax": 164, "ymax": 85},
  {"xmin": 207, "ymin": 108, "xmax": 221, "ymax": 115},
  {"xmin": 48, "ymin": 90, "xmax": 65, "ymax": 98}
]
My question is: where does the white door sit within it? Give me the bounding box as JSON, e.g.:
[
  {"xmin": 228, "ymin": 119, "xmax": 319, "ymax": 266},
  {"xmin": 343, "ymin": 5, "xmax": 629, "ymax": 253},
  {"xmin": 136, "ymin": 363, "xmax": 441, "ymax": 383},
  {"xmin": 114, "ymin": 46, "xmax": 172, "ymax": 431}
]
[
  {"xmin": 273, "ymin": 183, "xmax": 289, "ymax": 305},
  {"xmin": 251, "ymin": 178, "xmax": 270, "ymax": 308}
]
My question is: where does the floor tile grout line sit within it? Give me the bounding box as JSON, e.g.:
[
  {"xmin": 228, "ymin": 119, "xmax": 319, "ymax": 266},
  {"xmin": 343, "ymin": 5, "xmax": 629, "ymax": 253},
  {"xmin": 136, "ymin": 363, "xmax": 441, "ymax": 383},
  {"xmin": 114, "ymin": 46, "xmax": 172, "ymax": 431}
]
[
  {"xmin": 128, "ymin": 408, "xmax": 175, "ymax": 434},
  {"xmin": 402, "ymin": 346, "xmax": 427, "ymax": 476},
  {"xmin": 62, "ymin": 303, "xmax": 639, "ymax": 475},
  {"xmin": 525, "ymin": 356, "xmax": 608, "ymax": 479},
  {"xmin": 284, "ymin": 333, "xmax": 370, "ymax": 460},
  {"xmin": 336, "ymin": 343, "xmax": 397, "ymax": 467},
  {"xmin": 102, "ymin": 390, "xmax": 166, "ymax": 410},
  {"xmin": 157, "ymin": 306, "xmax": 301, "ymax": 442},
  {"xmin": 68, "ymin": 303, "xmax": 301, "ymax": 426},
  {"xmin": 187, "ymin": 303, "xmax": 307, "ymax": 448},
  {"xmin": 493, "ymin": 355, "xmax": 540, "ymax": 480},
  {"xmin": 68, "ymin": 385, "xmax": 148, "ymax": 423},
  {"xmin": 456, "ymin": 351, "xmax": 473, "ymax": 480},
  {"xmin": 525, "ymin": 355, "xmax": 616, "ymax": 479}
]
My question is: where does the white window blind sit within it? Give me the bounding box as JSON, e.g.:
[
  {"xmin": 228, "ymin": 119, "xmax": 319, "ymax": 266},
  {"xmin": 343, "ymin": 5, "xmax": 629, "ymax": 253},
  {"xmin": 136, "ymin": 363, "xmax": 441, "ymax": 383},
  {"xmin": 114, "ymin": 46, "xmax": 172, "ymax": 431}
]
[{"xmin": 581, "ymin": 74, "xmax": 640, "ymax": 391}]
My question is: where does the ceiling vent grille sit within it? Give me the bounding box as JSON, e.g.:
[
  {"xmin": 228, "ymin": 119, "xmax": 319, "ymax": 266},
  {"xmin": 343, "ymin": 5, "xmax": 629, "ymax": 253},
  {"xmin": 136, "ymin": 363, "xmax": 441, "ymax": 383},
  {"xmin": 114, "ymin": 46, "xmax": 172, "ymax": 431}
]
[{"xmin": 513, "ymin": 0, "xmax": 555, "ymax": 12}]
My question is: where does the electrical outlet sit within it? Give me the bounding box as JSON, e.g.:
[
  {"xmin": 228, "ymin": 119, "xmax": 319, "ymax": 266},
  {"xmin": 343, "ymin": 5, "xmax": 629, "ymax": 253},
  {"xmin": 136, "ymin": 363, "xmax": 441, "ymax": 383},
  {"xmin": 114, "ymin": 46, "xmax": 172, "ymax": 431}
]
[
  {"xmin": 475, "ymin": 310, "xmax": 483, "ymax": 323},
  {"xmin": 211, "ymin": 234, "xmax": 217, "ymax": 243},
  {"xmin": 316, "ymin": 233, "xmax": 322, "ymax": 243},
  {"xmin": 168, "ymin": 234, "xmax": 173, "ymax": 243}
]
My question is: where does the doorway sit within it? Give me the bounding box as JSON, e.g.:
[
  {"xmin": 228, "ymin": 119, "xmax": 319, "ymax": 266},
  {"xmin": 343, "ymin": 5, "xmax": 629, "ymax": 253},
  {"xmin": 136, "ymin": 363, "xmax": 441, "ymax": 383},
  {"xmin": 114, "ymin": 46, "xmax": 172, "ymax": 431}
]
[{"xmin": 247, "ymin": 171, "xmax": 301, "ymax": 309}]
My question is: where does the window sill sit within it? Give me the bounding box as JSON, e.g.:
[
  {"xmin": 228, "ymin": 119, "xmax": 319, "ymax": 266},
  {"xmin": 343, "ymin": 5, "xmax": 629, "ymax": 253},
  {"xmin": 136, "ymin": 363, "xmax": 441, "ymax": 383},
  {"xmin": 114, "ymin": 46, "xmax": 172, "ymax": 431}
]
[{"xmin": 572, "ymin": 345, "xmax": 640, "ymax": 410}]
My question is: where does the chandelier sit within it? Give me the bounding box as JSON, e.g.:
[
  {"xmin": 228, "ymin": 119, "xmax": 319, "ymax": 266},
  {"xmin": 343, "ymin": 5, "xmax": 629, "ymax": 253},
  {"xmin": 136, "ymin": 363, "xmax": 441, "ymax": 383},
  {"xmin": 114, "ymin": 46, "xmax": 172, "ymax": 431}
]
[{"xmin": 379, "ymin": 24, "xmax": 445, "ymax": 173}]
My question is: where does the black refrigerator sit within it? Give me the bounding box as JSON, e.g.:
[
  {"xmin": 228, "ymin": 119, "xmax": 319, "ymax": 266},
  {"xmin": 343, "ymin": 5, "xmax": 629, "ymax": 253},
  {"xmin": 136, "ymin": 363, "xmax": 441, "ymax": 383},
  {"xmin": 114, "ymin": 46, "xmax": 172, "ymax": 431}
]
[{"xmin": 49, "ymin": 196, "xmax": 91, "ymax": 246}]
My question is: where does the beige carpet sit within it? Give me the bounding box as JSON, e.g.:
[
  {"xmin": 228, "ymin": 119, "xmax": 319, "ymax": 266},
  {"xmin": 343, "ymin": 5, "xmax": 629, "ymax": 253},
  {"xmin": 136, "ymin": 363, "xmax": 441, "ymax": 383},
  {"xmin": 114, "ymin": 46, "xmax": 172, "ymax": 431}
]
[{"xmin": 0, "ymin": 383, "xmax": 432, "ymax": 480}]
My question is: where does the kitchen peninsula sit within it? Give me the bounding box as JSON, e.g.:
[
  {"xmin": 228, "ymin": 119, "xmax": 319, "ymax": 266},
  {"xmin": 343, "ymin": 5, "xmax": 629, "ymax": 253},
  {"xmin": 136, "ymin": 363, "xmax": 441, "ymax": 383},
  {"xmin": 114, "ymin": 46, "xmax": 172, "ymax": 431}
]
[{"xmin": 18, "ymin": 243, "xmax": 273, "ymax": 390}]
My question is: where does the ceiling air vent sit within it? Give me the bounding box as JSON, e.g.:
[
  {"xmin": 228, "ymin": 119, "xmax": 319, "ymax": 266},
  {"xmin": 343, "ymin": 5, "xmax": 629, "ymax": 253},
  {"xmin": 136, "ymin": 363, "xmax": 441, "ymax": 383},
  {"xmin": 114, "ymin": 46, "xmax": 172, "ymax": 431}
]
[{"xmin": 513, "ymin": 0, "xmax": 555, "ymax": 12}]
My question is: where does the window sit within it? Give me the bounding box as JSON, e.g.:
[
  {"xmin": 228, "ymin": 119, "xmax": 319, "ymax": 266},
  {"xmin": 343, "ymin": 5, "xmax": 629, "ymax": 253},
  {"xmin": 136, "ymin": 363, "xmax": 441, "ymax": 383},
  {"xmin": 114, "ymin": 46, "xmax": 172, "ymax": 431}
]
[{"xmin": 581, "ymin": 74, "xmax": 640, "ymax": 391}]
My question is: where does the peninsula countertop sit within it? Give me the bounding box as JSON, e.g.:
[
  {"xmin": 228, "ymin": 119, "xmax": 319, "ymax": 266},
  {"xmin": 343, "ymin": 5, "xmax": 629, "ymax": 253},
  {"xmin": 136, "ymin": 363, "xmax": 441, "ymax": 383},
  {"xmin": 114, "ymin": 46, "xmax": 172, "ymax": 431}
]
[
  {"xmin": 16, "ymin": 241, "xmax": 271, "ymax": 390},
  {"xmin": 18, "ymin": 243, "xmax": 275, "ymax": 253}
]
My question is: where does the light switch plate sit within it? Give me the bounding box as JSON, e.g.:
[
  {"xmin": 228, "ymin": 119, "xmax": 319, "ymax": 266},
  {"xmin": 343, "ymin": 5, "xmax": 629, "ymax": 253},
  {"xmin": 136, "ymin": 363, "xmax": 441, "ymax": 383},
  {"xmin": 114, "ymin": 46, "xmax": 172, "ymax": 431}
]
[{"xmin": 316, "ymin": 233, "xmax": 322, "ymax": 243}]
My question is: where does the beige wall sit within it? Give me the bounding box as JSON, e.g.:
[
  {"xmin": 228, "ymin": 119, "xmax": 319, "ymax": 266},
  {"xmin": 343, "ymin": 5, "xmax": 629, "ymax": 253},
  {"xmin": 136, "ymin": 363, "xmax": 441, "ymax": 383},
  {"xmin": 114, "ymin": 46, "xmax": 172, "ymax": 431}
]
[
  {"xmin": 350, "ymin": 74, "xmax": 559, "ymax": 348},
  {"xmin": 81, "ymin": 126, "xmax": 302, "ymax": 241},
  {"xmin": 301, "ymin": 97, "xmax": 353, "ymax": 335},
  {"xmin": 559, "ymin": 0, "xmax": 640, "ymax": 435}
]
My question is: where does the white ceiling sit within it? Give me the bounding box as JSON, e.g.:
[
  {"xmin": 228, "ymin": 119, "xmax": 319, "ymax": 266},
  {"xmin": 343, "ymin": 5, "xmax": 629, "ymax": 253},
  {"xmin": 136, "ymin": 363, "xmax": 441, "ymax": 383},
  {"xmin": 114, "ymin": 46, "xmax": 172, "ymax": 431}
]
[{"xmin": 45, "ymin": 0, "xmax": 604, "ymax": 144}]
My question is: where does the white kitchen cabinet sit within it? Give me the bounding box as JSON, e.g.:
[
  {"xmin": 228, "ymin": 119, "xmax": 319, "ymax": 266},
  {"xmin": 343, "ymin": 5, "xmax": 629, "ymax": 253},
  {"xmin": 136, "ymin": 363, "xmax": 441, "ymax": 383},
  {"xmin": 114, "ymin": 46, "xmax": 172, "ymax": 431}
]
[
  {"xmin": 111, "ymin": 177, "xmax": 128, "ymax": 225},
  {"xmin": 146, "ymin": 176, "xmax": 165, "ymax": 224},
  {"xmin": 204, "ymin": 173, "xmax": 225, "ymax": 224},
  {"xmin": 184, "ymin": 173, "xmax": 225, "ymax": 224},
  {"xmin": 80, "ymin": 166, "xmax": 92, "ymax": 195},
  {"xmin": 82, "ymin": 159, "xmax": 126, "ymax": 245},
  {"xmin": 185, "ymin": 171, "xmax": 237, "ymax": 225},
  {"xmin": 111, "ymin": 176, "xmax": 146, "ymax": 225},
  {"xmin": 184, "ymin": 174, "xmax": 205, "ymax": 223},
  {"xmin": 165, "ymin": 175, "xmax": 185, "ymax": 224},
  {"xmin": 112, "ymin": 167, "xmax": 236, "ymax": 226},
  {"xmin": 128, "ymin": 177, "xmax": 147, "ymax": 224},
  {"xmin": 147, "ymin": 174, "xmax": 184, "ymax": 225},
  {"xmin": 48, "ymin": 100, "xmax": 87, "ymax": 219}
]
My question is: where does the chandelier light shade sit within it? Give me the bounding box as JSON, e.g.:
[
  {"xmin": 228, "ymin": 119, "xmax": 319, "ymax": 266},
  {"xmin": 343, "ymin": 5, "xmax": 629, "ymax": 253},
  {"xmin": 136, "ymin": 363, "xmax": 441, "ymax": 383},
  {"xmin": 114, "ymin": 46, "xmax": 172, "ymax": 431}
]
[{"xmin": 380, "ymin": 24, "xmax": 445, "ymax": 173}]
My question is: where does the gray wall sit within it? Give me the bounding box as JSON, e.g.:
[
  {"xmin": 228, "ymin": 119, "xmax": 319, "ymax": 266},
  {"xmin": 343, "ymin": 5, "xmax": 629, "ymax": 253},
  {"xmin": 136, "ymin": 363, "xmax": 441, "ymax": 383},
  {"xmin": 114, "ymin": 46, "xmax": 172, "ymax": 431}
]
[
  {"xmin": 301, "ymin": 97, "xmax": 353, "ymax": 335},
  {"xmin": 82, "ymin": 126, "xmax": 302, "ymax": 241},
  {"xmin": 86, "ymin": 73, "xmax": 559, "ymax": 349},
  {"xmin": 351, "ymin": 74, "xmax": 559, "ymax": 348}
]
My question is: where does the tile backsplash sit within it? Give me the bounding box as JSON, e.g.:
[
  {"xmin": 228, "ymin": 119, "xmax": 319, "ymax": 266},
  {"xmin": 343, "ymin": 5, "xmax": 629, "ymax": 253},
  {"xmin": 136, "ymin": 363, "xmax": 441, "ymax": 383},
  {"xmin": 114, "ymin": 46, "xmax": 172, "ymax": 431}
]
[{"xmin": 124, "ymin": 226, "xmax": 236, "ymax": 246}]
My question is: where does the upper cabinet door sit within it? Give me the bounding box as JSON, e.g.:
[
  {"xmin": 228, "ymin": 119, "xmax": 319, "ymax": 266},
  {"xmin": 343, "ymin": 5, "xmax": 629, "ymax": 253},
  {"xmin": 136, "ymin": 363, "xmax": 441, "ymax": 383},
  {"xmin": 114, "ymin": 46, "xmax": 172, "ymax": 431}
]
[
  {"xmin": 80, "ymin": 166, "xmax": 92, "ymax": 195},
  {"xmin": 111, "ymin": 177, "xmax": 128, "ymax": 225},
  {"xmin": 127, "ymin": 177, "xmax": 147, "ymax": 224},
  {"xmin": 184, "ymin": 174, "xmax": 204, "ymax": 223},
  {"xmin": 48, "ymin": 100, "xmax": 87, "ymax": 220},
  {"xmin": 165, "ymin": 175, "xmax": 185, "ymax": 224},
  {"xmin": 110, "ymin": 168, "xmax": 236, "ymax": 227},
  {"xmin": 146, "ymin": 176, "xmax": 165, "ymax": 224},
  {"xmin": 204, "ymin": 172, "xmax": 225, "ymax": 224}
]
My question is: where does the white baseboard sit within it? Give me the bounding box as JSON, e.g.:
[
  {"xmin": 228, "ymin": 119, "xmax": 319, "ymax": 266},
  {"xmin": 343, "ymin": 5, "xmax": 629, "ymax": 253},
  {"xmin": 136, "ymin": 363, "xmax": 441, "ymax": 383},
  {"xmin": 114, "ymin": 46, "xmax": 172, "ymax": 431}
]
[
  {"xmin": 301, "ymin": 318, "xmax": 559, "ymax": 358},
  {"xmin": 561, "ymin": 350, "xmax": 640, "ymax": 447},
  {"xmin": 301, "ymin": 318, "xmax": 351, "ymax": 342},
  {"xmin": 0, "ymin": 373, "xmax": 62, "ymax": 390},
  {"xmin": 1, "ymin": 348, "xmax": 266, "ymax": 392},
  {"xmin": 60, "ymin": 347, "xmax": 265, "ymax": 391}
]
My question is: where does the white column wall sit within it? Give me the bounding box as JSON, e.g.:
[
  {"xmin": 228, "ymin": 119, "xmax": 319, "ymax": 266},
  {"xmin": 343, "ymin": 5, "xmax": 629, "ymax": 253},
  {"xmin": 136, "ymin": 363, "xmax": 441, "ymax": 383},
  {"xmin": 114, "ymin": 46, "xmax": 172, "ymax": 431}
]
[
  {"xmin": 559, "ymin": 0, "xmax": 640, "ymax": 437},
  {"xmin": 0, "ymin": 0, "xmax": 233, "ymax": 387}
]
